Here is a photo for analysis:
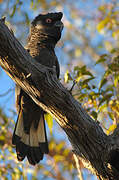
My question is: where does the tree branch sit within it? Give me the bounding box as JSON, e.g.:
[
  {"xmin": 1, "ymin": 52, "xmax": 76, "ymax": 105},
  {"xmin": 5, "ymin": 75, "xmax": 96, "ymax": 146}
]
[{"xmin": 0, "ymin": 18, "xmax": 119, "ymax": 180}]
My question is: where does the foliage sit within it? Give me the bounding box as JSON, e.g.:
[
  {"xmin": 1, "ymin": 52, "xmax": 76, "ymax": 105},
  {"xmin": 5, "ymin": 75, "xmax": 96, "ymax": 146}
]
[
  {"xmin": 0, "ymin": 0, "xmax": 119, "ymax": 179},
  {"xmin": 65, "ymin": 50, "xmax": 119, "ymax": 132}
]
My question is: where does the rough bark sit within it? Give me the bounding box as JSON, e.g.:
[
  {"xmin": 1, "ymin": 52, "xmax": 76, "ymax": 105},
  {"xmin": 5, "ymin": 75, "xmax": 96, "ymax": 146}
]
[{"xmin": 0, "ymin": 18, "xmax": 119, "ymax": 180}]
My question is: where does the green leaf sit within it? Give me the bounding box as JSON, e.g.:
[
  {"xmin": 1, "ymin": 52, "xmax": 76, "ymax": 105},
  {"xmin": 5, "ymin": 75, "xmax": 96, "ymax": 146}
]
[
  {"xmin": 74, "ymin": 65, "xmax": 86, "ymax": 75},
  {"xmin": 82, "ymin": 83, "xmax": 91, "ymax": 90},
  {"xmin": 64, "ymin": 70, "xmax": 72, "ymax": 83},
  {"xmin": 82, "ymin": 77, "xmax": 95, "ymax": 85},
  {"xmin": 110, "ymin": 48, "xmax": 119, "ymax": 54},
  {"xmin": 45, "ymin": 113, "xmax": 53, "ymax": 134},
  {"xmin": 30, "ymin": 0, "xmax": 34, "ymax": 8},
  {"xmin": 104, "ymin": 69, "xmax": 111, "ymax": 78},
  {"xmin": 74, "ymin": 66, "xmax": 80, "ymax": 71},
  {"xmin": 95, "ymin": 56, "xmax": 107, "ymax": 65},
  {"xmin": 108, "ymin": 112, "xmax": 114, "ymax": 121},
  {"xmin": 75, "ymin": 48, "xmax": 82, "ymax": 57},
  {"xmin": 109, "ymin": 63, "xmax": 119, "ymax": 72},
  {"xmin": 99, "ymin": 103, "xmax": 108, "ymax": 112},
  {"xmin": 106, "ymin": 124, "xmax": 117, "ymax": 135},
  {"xmin": 82, "ymin": 70, "xmax": 94, "ymax": 77},
  {"xmin": 98, "ymin": 5, "xmax": 106, "ymax": 13},
  {"xmin": 24, "ymin": 12, "xmax": 30, "ymax": 26},
  {"xmin": 91, "ymin": 111, "xmax": 97, "ymax": 120},
  {"xmin": 56, "ymin": 141, "xmax": 65, "ymax": 151},
  {"xmin": 105, "ymin": 85, "xmax": 114, "ymax": 93},
  {"xmin": 75, "ymin": 76, "xmax": 82, "ymax": 83},
  {"xmin": 54, "ymin": 154, "xmax": 64, "ymax": 162},
  {"xmin": 99, "ymin": 93, "xmax": 113, "ymax": 106},
  {"xmin": 0, "ymin": 135, "xmax": 5, "ymax": 141},
  {"xmin": 97, "ymin": 17, "xmax": 110, "ymax": 33},
  {"xmin": 63, "ymin": 149, "xmax": 70, "ymax": 156},
  {"xmin": 99, "ymin": 78, "xmax": 107, "ymax": 90},
  {"xmin": 78, "ymin": 93, "xmax": 87, "ymax": 101},
  {"xmin": 80, "ymin": 65, "xmax": 86, "ymax": 72},
  {"xmin": 10, "ymin": 5, "xmax": 17, "ymax": 17},
  {"xmin": 114, "ymin": 74, "xmax": 119, "ymax": 88}
]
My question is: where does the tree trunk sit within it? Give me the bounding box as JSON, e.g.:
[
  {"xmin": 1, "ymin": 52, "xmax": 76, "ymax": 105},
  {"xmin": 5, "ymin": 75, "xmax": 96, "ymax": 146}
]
[{"xmin": 0, "ymin": 18, "xmax": 119, "ymax": 180}]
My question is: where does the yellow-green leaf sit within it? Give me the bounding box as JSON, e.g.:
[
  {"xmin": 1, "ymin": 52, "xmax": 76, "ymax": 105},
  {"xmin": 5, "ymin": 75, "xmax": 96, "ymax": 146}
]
[
  {"xmin": 64, "ymin": 70, "xmax": 69, "ymax": 83},
  {"xmin": 112, "ymin": 30, "xmax": 119, "ymax": 39},
  {"xmin": 45, "ymin": 113, "xmax": 53, "ymax": 134},
  {"xmin": 104, "ymin": 41, "xmax": 112, "ymax": 51},
  {"xmin": 106, "ymin": 124, "xmax": 117, "ymax": 135},
  {"xmin": 99, "ymin": 93, "xmax": 113, "ymax": 106},
  {"xmin": 99, "ymin": 78, "xmax": 107, "ymax": 90},
  {"xmin": 75, "ymin": 76, "xmax": 82, "ymax": 83},
  {"xmin": 97, "ymin": 17, "xmax": 110, "ymax": 33},
  {"xmin": 64, "ymin": 70, "xmax": 72, "ymax": 83},
  {"xmin": 114, "ymin": 74, "xmax": 119, "ymax": 88},
  {"xmin": 75, "ymin": 48, "xmax": 82, "ymax": 57}
]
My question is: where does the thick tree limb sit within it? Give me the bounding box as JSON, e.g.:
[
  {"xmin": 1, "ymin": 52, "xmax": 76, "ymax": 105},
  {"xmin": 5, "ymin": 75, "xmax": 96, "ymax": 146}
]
[{"xmin": 0, "ymin": 18, "xmax": 119, "ymax": 180}]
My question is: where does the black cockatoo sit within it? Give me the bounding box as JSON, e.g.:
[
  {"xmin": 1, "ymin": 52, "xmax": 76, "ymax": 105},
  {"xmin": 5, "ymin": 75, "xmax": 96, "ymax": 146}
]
[{"xmin": 12, "ymin": 12, "xmax": 63, "ymax": 165}]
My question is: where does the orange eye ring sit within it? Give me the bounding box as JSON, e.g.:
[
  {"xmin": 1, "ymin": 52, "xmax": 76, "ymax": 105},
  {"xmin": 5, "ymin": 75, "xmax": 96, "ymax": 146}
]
[{"xmin": 46, "ymin": 18, "xmax": 52, "ymax": 23}]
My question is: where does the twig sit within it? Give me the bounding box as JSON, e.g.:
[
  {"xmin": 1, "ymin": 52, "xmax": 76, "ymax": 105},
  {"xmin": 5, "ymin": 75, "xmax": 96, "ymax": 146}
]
[
  {"xmin": 69, "ymin": 80, "xmax": 76, "ymax": 93},
  {"xmin": 73, "ymin": 154, "xmax": 83, "ymax": 180},
  {"xmin": 0, "ymin": 88, "xmax": 14, "ymax": 97}
]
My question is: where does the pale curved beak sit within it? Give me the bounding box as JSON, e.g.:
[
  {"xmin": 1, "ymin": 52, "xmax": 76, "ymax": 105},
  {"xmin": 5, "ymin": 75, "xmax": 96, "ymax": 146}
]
[{"xmin": 54, "ymin": 21, "xmax": 64, "ymax": 31}]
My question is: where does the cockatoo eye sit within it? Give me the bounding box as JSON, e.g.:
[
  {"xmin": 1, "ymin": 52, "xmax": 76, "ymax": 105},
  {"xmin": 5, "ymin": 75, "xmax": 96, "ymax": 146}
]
[{"xmin": 46, "ymin": 18, "xmax": 52, "ymax": 23}]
